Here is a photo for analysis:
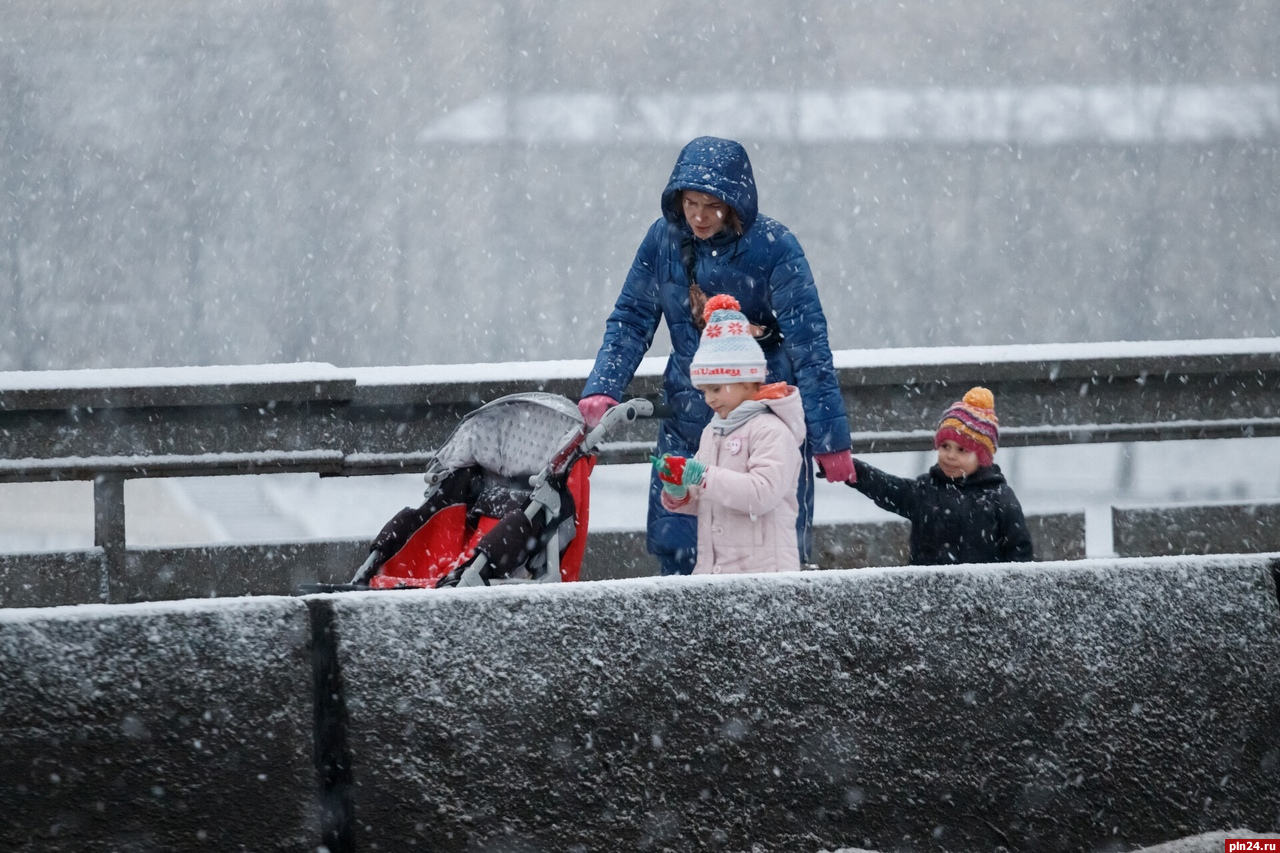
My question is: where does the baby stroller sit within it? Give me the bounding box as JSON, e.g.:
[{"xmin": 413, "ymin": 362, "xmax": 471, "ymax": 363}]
[{"xmin": 323, "ymin": 392, "xmax": 651, "ymax": 591}]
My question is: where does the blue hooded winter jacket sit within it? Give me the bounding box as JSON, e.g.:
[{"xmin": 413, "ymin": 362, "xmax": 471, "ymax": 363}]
[
  {"xmin": 584, "ymin": 136, "xmax": 849, "ymax": 455},
  {"xmin": 582, "ymin": 137, "xmax": 850, "ymax": 571}
]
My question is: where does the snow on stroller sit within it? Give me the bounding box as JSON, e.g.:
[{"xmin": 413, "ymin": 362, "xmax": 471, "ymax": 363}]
[{"xmin": 324, "ymin": 392, "xmax": 651, "ymax": 591}]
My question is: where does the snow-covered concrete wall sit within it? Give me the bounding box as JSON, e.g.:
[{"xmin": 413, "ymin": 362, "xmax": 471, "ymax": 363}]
[
  {"xmin": 0, "ymin": 596, "xmax": 319, "ymax": 851},
  {"xmin": 0, "ymin": 551, "xmax": 103, "ymax": 608},
  {"xmin": 3, "ymin": 556, "xmax": 1276, "ymax": 851},
  {"xmin": 325, "ymin": 555, "xmax": 1280, "ymax": 852},
  {"xmin": 120, "ymin": 540, "xmax": 368, "ymax": 602},
  {"xmin": 0, "ymin": 541, "xmax": 367, "ymax": 608},
  {"xmin": 0, "ymin": 512, "xmax": 1086, "ymax": 607},
  {"xmin": 584, "ymin": 512, "xmax": 1087, "ymax": 579},
  {"xmin": 1114, "ymin": 500, "xmax": 1280, "ymax": 559}
]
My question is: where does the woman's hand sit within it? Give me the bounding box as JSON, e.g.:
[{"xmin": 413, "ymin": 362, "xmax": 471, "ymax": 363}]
[
  {"xmin": 814, "ymin": 449, "xmax": 856, "ymax": 483},
  {"xmin": 578, "ymin": 394, "xmax": 618, "ymax": 428}
]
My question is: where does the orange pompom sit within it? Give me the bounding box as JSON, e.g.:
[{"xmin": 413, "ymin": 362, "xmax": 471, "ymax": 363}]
[
  {"xmin": 703, "ymin": 293, "xmax": 741, "ymax": 323},
  {"xmin": 963, "ymin": 386, "xmax": 995, "ymax": 412}
]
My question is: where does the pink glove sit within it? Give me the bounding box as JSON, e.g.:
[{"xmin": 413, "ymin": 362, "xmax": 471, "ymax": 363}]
[
  {"xmin": 814, "ymin": 449, "xmax": 856, "ymax": 483},
  {"xmin": 577, "ymin": 394, "xmax": 619, "ymax": 428}
]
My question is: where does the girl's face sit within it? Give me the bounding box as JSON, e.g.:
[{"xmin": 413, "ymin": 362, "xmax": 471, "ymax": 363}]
[
  {"xmin": 936, "ymin": 439, "xmax": 981, "ymax": 478},
  {"xmin": 682, "ymin": 190, "xmax": 731, "ymax": 240},
  {"xmin": 700, "ymin": 382, "xmax": 757, "ymax": 419}
]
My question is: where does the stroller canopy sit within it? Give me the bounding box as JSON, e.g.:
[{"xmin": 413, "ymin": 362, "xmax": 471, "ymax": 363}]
[{"xmin": 432, "ymin": 392, "xmax": 584, "ymax": 479}]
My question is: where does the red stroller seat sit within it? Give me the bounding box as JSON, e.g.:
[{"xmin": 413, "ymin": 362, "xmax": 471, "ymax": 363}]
[
  {"xmin": 369, "ymin": 456, "xmax": 594, "ymax": 588},
  {"xmin": 342, "ymin": 392, "xmax": 650, "ymax": 590}
]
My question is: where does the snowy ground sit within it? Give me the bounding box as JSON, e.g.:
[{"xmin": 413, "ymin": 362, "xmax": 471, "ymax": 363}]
[{"xmin": 1, "ymin": 436, "xmax": 1277, "ymax": 558}]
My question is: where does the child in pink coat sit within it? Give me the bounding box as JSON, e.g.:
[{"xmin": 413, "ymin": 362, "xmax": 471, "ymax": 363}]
[{"xmin": 654, "ymin": 295, "xmax": 807, "ymax": 574}]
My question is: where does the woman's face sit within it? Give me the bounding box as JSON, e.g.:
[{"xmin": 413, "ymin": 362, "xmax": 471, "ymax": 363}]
[{"xmin": 682, "ymin": 190, "xmax": 731, "ymax": 240}]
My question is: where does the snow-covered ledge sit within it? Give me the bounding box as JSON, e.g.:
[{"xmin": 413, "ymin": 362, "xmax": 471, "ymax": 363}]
[
  {"xmin": 323, "ymin": 554, "xmax": 1280, "ymax": 851},
  {"xmin": 1, "ymin": 336, "xmax": 1278, "ymax": 410},
  {"xmin": 3, "ymin": 556, "xmax": 1275, "ymax": 849},
  {"xmin": 0, "ymin": 596, "xmax": 319, "ymax": 849},
  {"xmin": 0, "ymin": 337, "xmax": 1276, "ymax": 469}
]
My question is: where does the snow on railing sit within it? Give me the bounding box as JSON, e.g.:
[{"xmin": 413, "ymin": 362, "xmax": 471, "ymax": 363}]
[{"xmin": 0, "ymin": 338, "xmax": 1276, "ymax": 559}]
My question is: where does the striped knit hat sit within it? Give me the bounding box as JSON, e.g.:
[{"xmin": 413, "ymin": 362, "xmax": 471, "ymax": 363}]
[
  {"xmin": 935, "ymin": 386, "xmax": 999, "ymax": 466},
  {"xmin": 689, "ymin": 294, "xmax": 767, "ymax": 384}
]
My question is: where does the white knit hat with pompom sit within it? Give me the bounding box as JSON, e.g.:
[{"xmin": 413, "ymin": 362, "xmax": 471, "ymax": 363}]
[{"xmin": 689, "ymin": 294, "xmax": 766, "ymax": 384}]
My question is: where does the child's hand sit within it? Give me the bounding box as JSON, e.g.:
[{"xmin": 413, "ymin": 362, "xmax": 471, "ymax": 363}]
[
  {"xmin": 650, "ymin": 454, "xmax": 687, "ymax": 498},
  {"xmin": 649, "ymin": 453, "xmax": 675, "ymax": 483},
  {"xmin": 651, "ymin": 454, "xmax": 705, "ymax": 486},
  {"xmin": 649, "ymin": 454, "xmax": 706, "ymax": 498}
]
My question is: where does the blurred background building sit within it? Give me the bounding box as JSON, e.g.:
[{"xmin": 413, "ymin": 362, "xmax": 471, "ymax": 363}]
[
  {"xmin": 2, "ymin": 0, "xmax": 1277, "ymax": 370},
  {"xmin": 1, "ymin": 1, "xmax": 1277, "ymax": 554}
]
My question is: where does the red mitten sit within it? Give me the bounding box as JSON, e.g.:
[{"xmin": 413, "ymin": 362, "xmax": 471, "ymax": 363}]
[
  {"xmin": 659, "ymin": 455, "xmax": 687, "ymax": 486},
  {"xmin": 578, "ymin": 394, "xmax": 618, "ymax": 428},
  {"xmin": 814, "ymin": 449, "xmax": 856, "ymax": 483}
]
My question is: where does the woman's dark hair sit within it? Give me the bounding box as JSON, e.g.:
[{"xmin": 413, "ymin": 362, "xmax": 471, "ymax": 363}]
[{"xmin": 677, "ymin": 190, "xmax": 743, "ymax": 236}]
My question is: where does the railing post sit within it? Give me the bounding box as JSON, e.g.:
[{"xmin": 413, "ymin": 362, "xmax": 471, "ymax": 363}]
[{"xmin": 94, "ymin": 473, "xmax": 126, "ymax": 603}]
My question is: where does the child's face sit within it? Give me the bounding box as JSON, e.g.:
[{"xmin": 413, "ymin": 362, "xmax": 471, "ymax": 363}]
[
  {"xmin": 699, "ymin": 382, "xmax": 758, "ymax": 418},
  {"xmin": 936, "ymin": 439, "xmax": 981, "ymax": 478}
]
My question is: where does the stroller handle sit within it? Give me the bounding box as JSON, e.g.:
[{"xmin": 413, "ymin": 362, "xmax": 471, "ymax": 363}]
[{"xmin": 584, "ymin": 397, "xmax": 654, "ymax": 452}]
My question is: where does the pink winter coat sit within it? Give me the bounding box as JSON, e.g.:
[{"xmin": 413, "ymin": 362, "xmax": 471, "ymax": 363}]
[{"xmin": 663, "ymin": 386, "xmax": 807, "ymax": 574}]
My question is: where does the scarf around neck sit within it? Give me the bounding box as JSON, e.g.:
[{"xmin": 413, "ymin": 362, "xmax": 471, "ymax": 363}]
[{"xmin": 710, "ymin": 399, "xmax": 770, "ymax": 435}]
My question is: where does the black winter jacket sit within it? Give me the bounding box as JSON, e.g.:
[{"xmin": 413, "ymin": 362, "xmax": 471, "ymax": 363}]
[{"xmin": 849, "ymin": 459, "xmax": 1035, "ymax": 566}]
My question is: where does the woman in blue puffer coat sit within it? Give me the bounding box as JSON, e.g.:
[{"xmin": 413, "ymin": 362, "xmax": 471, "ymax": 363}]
[{"xmin": 579, "ymin": 136, "xmax": 853, "ymax": 575}]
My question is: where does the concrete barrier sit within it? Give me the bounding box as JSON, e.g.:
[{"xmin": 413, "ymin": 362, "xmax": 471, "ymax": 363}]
[
  {"xmin": 119, "ymin": 540, "xmax": 367, "ymax": 601},
  {"xmin": 1114, "ymin": 500, "xmax": 1280, "ymax": 559},
  {"xmin": 811, "ymin": 511, "xmax": 1087, "ymax": 568},
  {"xmin": 0, "ymin": 540, "xmax": 369, "ymax": 608},
  {"xmin": 0, "ymin": 550, "xmax": 104, "ymax": 608},
  {"xmin": 580, "ymin": 529, "xmax": 659, "ymax": 580},
  {"xmin": 585, "ymin": 512, "xmax": 1087, "ymax": 580},
  {"xmin": 0, "ymin": 596, "xmax": 319, "ymax": 851},
  {"xmin": 0, "ymin": 511, "xmax": 1087, "ymax": 607},
  {"xmin": 323, "ymin": 554, "xmax": 1280, "ymax": 852}
]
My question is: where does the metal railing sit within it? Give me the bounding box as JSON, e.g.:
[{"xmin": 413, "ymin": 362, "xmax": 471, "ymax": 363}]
[{"xmin": 1, "ymin": 337, "xmax": 1278, "ymax": 588}]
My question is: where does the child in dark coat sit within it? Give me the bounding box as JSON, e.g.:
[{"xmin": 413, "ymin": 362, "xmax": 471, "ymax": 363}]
[{"xmin": 845, "ymin": 387, "xmax": 1034, "ymax": 565}]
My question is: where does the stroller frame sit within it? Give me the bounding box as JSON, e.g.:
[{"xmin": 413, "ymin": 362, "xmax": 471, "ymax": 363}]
[{"xmin": 328, "ymin": 394, "xmax": 651, "ymax": 592}]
